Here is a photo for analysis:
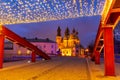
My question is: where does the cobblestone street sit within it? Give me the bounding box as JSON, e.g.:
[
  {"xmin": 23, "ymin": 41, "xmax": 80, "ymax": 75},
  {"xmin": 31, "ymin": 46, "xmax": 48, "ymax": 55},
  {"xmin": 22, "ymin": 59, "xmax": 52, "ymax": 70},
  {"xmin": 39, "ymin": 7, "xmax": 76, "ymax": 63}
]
[{"xmin": 0, "ymin": 57, "xmax": 90, "ymax": 80}]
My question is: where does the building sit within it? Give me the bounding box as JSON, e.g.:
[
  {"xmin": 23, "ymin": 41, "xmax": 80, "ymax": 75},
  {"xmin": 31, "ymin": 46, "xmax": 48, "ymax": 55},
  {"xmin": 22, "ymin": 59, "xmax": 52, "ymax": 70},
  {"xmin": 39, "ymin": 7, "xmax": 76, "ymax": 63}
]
[
  {"xmin": 56, "ymin": 27, "xmax": 82, "ymax": 56},
  {"xmin": 4, "ymin": 38, "xmax": 57, "ymax": 60},
  {"xmin": 26, "ymin": 38, "xmax": 57, "ymax": 55}
]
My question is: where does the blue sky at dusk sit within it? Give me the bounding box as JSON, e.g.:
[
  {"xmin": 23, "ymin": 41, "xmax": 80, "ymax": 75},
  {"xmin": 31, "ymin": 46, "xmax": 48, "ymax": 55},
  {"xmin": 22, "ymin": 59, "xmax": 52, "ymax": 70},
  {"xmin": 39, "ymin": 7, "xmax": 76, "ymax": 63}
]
[{"xmin": 6, "ymin": 15, "xmax": 101, "ymax": 48}]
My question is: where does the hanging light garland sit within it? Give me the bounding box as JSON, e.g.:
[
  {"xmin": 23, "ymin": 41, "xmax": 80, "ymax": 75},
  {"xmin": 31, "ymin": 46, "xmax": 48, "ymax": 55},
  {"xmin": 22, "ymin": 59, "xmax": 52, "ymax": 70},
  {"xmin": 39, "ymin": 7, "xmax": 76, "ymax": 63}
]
[{"xmin": 0, "ymin": 0, "xmax": 105, "ymax": 25}]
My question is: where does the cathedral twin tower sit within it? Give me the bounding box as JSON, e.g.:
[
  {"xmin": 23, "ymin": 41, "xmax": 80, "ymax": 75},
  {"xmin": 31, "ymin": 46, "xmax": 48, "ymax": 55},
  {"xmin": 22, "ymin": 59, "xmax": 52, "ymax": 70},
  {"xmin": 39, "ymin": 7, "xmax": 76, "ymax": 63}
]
[{"xmin": 56, "ymin": 26, "xmax": 80, "ymax": 56}]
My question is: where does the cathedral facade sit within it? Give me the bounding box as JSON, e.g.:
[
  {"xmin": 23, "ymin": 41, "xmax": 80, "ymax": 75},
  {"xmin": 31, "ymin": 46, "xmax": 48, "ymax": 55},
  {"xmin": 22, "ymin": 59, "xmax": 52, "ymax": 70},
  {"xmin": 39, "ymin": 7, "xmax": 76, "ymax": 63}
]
[{"xmin": 56, "ymin": 27, "xmax": 80, "ymax": 56}]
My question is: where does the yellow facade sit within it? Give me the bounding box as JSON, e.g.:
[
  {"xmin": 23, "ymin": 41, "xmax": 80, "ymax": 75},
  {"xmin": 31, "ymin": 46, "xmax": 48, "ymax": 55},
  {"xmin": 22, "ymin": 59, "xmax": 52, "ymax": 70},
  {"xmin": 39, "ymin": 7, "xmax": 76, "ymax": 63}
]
[
  {"xmin": 56, "ymin": 27, "xmax": 80, "ymax": 56},
  {"xmin": 61, "ymin": 48, "xmax": 72, "ymax": 56}
]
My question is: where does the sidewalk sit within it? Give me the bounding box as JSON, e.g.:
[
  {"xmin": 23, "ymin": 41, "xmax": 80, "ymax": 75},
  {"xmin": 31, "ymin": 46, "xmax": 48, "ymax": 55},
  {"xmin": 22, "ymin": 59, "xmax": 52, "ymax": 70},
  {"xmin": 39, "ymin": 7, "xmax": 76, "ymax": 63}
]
[
  {"xmin": 0, "ymin": 57, "xmax": 56, "ymax": 72},
  {"xmin": 87, "ymin": 58, "xmax": 120, "ymax": 80},
  {"xmin": 0, "ymin": 59, "xmax": 43, "ymax": 71}
]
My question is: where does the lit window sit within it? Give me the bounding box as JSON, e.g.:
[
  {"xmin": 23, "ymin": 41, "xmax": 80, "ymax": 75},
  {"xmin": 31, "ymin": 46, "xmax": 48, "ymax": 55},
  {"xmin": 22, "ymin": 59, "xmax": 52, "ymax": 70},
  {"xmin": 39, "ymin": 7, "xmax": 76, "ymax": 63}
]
[
  {"xmin": 27, "ymin": 50, "xmax": 30, "ymax": 54},
  {"xmin": 18, "ymin": 50, "xmax": 21, "ymax": 55}
]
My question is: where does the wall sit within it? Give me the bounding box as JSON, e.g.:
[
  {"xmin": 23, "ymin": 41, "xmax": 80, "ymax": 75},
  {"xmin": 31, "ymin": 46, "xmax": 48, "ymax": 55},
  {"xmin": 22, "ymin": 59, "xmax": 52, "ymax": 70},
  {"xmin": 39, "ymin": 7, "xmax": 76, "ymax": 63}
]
[
  {"xmin": 31, "ymin": 42, "xmax": 57, "ymax": 55},
  {"xmin": 4, "ymin": 41, "xmax": 57, "ymax": 60}
]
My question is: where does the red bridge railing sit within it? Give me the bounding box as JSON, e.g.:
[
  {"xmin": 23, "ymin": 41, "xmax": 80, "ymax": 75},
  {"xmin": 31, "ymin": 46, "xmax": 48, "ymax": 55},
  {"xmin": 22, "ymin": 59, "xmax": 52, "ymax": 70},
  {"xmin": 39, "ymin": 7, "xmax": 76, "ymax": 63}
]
[{"xmin": 0, "ymin": 26, "xmax": 50, "ymax": 68}]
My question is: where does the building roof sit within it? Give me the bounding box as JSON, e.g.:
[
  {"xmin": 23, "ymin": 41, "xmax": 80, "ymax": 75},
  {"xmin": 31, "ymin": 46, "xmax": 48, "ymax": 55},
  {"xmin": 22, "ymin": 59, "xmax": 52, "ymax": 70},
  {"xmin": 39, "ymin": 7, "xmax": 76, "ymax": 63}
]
[{"xmin": 25, "ymin": 38, "xmax": 56, "ymax": 43}]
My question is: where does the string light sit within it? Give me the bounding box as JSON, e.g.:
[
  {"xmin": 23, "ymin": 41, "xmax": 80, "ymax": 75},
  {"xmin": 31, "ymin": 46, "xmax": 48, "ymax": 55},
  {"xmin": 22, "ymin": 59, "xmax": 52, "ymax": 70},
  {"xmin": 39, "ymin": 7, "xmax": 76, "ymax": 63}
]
[{"xmin": 0, "ymin": 0, "xmax": 105, "ymax": 25}]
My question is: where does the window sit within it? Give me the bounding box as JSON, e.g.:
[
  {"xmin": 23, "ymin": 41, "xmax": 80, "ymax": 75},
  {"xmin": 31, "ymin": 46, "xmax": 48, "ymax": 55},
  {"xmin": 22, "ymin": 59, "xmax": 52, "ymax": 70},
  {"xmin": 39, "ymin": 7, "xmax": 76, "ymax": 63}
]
[
  {"xmin": 27, "ymin": 50, "xmax": 30, "ymax": 55},
  {"xmin": 51, "ymin": 45, "xmax": 54, "ymax": 48},
  {"xmin": 4, "ymin": 42, "xmax": 13, "ymax": 50},
  {"xmin": 18, "ymin": 50, "xmax": 21, "ymax": 55},
  {"xmin": 44, "ymin": 45, "xmax": 46, "ymax": 48}
]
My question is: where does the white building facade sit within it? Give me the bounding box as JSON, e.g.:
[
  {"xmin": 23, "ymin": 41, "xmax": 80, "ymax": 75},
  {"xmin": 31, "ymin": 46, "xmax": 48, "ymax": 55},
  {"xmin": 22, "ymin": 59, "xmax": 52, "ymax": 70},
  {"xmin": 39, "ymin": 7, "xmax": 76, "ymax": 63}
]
[{"xmin": 4, "ymin": 38, "xmax": 57, "ymax": 60}]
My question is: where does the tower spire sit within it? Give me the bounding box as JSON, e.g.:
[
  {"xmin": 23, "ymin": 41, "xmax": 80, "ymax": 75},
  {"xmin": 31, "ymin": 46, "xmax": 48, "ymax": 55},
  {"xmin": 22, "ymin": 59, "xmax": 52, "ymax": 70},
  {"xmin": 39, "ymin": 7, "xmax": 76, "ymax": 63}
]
[
  {"xmin": 72, "ymin": 28, "xmax": 76, "ymax": 33},
  {"xmin": 57, "ymin": 26, "xmax": 61, "ymax": 36},
  {"xmin": 65, "ymin": 27, "xmax": 70, "ymax": 37}
]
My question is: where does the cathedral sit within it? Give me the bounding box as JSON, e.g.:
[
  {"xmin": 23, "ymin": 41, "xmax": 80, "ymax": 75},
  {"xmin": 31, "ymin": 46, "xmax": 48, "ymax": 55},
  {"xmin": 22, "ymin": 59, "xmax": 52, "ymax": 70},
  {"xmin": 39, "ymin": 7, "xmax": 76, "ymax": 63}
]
[{"xmin": 56, "ymin": 27, "xmax": 81, "ymax": 56}]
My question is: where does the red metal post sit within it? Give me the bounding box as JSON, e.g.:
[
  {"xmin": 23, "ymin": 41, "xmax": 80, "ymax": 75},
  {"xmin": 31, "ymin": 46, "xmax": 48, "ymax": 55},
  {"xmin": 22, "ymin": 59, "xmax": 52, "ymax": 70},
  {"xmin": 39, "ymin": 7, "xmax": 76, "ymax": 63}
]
[
  {"xmin": 95, "ymin": 51, "xmax": 100, "ymax": 64},
  {"xmin": 103, "ymin": 27, "xmax": 115, "ymax": 76},
  {"xmin": 31, "ymin": 52, "xmax": 36, "ymax": 62},
  {"xmin": 0, "ymin": 35, "xmax": 5, "ymax": 68}
]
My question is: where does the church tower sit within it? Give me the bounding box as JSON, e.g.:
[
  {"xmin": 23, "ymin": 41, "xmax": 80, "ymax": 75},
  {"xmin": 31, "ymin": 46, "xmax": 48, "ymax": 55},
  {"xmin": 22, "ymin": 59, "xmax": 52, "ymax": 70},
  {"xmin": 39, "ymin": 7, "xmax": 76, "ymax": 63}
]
[
  {"xmin": 69, "ymin": 28, "xmax": 76, "ymax": 47},
  {"xmin": 56, "ymin": 27, "xmax": 81, "ymax": 56},
  {"xmin": 56, "ymin": 26, "xmax": 62, "ymax": 49},
  {"xmin": 63, "ymin": 27, "xmax": 70, "ymax": 48}
]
